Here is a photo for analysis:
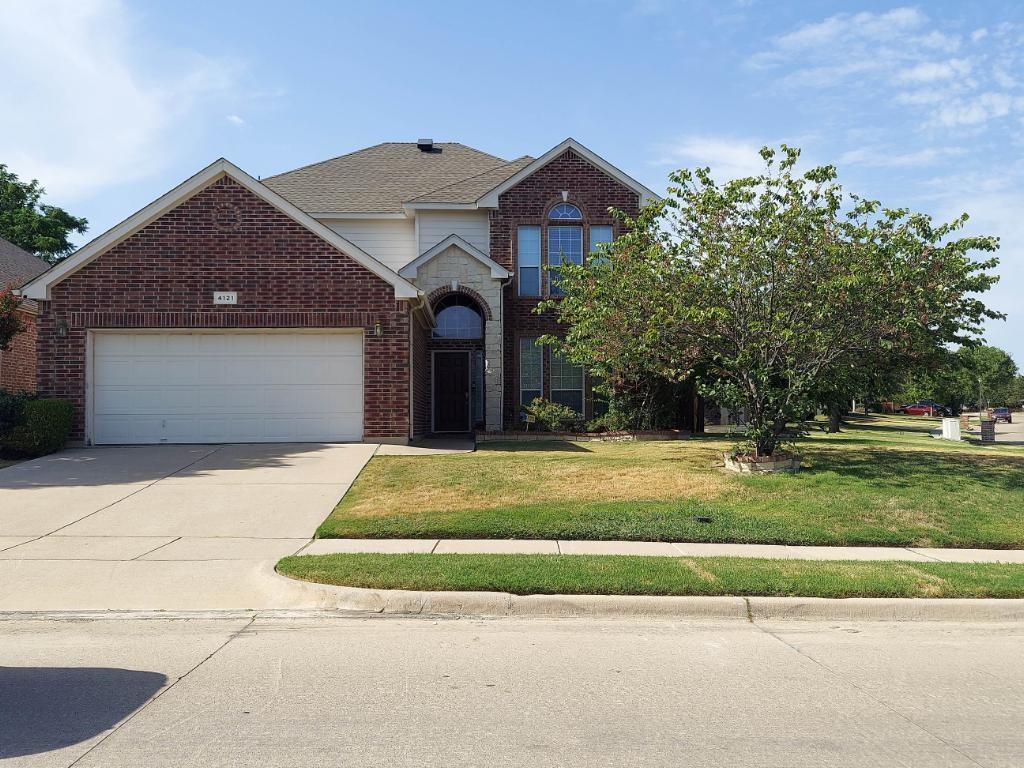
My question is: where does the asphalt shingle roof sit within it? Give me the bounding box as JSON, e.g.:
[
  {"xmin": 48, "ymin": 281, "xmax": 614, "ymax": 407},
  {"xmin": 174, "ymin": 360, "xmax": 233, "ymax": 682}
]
[
  {"xmin": 262, "ymin": 142, "xmax": 525, "ymax": 213},
  {"xmin": 406, "ymin": 156, "xmax": 534, "ymax": 204},
  {"xmin": 0, "ymin": 237, "xmax": 48, "ymax": 288}
]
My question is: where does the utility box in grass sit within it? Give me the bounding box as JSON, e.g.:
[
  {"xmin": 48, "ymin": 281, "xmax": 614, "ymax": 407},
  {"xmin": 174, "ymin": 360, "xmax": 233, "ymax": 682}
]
[
  {"xmin": 981, "ymin": 420, "xmax": 996, "ymax": 443},
  {"xmin": 941, "ymin": 418, "xmax": 961, "ymax": 441}
]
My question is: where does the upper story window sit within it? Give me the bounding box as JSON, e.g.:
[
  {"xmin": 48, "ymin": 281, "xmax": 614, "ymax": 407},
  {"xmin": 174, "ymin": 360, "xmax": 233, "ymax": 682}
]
[
  {"xmin": 432, "ymin": 295, "xmax": 483, "ymax": 339},
  {"xmin": 548, "ymin": 226, "xmax": 583, "ymax": 296},
  {"xmin": 548, "ymin": 203, "xmax": 583, "ymax": 220},
  {"xmin": 589, "ymin": 225, "xmax": 614, "ymax": 267},
  {"xmin": 517, "ymin": 226, "xmax": 541, "ymax": 297}
]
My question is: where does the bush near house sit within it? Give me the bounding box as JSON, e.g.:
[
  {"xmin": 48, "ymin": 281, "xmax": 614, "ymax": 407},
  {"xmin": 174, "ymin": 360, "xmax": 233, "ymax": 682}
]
[{"xmin": 0, "ymin": 390, "xmax": 74, "ymax": 457}]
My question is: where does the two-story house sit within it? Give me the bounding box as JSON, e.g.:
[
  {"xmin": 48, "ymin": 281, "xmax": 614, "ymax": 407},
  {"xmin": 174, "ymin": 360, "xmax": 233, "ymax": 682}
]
[{"xmin": 20, "ymin": 138, "xmax": 659, "ymax": 445}]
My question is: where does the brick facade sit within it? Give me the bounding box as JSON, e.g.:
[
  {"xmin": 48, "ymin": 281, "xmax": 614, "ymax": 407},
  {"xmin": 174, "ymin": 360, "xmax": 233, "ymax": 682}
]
[
  {"xmin": 36, "ymin": 176, "xmax": 414, "ymax": 442},
  {"xmin": 490, "ymin": 149, "xmax": 640, "ymax": 426},
  {"xmin": 0, "ymin": 308, "xmax": 38, "ymax": 393}
]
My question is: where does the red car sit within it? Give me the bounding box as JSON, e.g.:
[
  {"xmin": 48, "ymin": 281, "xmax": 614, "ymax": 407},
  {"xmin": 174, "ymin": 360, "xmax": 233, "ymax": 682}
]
[{"xmin": 901, "ymin": 402, "xmax": 940, "ymax": 417}]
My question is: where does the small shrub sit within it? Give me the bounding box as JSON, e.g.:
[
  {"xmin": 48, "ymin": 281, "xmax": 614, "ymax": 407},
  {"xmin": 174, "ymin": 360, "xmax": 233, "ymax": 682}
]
[
  {"xmin": 0, "ymin": 390, "xmax": 34, "ymax": 434},
  {"xmin": 0, "ymin": 398, "xmax": 74, "ymax": 457},
  {"xmin": 523, "ymin": 398, "xmax": 584, "ymax": 432}
]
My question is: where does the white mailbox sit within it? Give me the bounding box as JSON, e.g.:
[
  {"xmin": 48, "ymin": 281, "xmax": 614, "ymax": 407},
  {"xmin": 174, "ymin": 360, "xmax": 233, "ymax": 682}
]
[{"xmin": 940, "ymin": 417, "xmax": 961, "ymax": 442}]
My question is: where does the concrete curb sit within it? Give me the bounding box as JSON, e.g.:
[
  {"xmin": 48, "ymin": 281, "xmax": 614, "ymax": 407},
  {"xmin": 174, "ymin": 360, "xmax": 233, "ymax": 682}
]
[{"xmin": 273, "ymin": 569, "xmax": 1024, "ymax": 622}]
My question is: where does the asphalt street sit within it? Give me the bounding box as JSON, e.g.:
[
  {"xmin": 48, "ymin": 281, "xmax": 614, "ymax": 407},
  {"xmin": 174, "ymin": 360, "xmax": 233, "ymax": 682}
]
[{"xmin": 2, "ymin": 613, "xmax": 1022, "ymax": 767}]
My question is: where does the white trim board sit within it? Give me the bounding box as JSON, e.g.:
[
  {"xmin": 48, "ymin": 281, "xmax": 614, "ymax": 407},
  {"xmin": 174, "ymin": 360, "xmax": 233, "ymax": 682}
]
[
  {"xmin": 20, "ymin": 159, "xmax": 421, "ymax": 301},
  {"xmin": 399, "ymin": 234, "xmax": 510, "ymax": 280}
]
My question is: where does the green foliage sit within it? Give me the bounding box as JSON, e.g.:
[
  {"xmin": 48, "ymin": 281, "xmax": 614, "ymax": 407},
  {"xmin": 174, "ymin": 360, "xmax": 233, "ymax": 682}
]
[
  {"xmin": 895, "ymin": 345, "xmax": 1018, "ymax": 410},
  {"xmin": 545, "ymin": 145, "xmax": 1002, "ymax": 457},
  {"xmin": 0, "ymin": 164, "xmax": 87, "ymax": 263},
  {"xmin": 0, "ymin": 396, "xmax": 74, "ymax": 457},
  {"xmin": 0, "ymin": 286, "xmax": 25, "ymax": 351},
  {"xmin": 0, "ymin": 389, "xmax": 34, "ymax": 433},
  {"xmin": 523, "ymin": 397, "xmax": 583, "ymax": 432}
]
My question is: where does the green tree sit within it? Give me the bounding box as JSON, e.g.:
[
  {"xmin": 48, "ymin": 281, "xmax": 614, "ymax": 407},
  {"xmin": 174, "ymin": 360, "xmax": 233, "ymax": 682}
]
[
  {"xmin": 545, "ymin": 146, "xmax": 1001, "ymax": 457},
  {"xmin": 0, "ymin": 164, "xmax": 87, "ymax": 263},
  {"xmin": 0, "ymin": 287, "xmax": 24, "ymax": 351},
  {"xmin": 896, "ymin": 346, "xmax": 1018, "ymax": 411}
]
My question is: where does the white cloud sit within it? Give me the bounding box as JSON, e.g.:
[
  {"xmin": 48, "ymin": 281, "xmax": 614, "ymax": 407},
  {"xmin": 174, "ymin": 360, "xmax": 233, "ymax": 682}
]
[
  {"xmin": 932, "ymin": 92, "xmax": 1018, "ymax": 127},
  {"xmin": 652, "ymin": 136, "xmax": 772, "ymax": 180},
  {"xmin": 226, "ymin": 115, "xmax": 246, "ymax": 126},
  {"xmin": 896, "ymin": 59, "xmax": 971, "ymax": 84},
  {"xmin": 0, "ymin": 0, "xmax": 242, "ymax": 201},
  {"xmin": 838, "ymin": 146, "xmax": 965, "ymax": 168},
  {"xmin": 749, "ymin": 9, "xmax": 1024, "ymax": 131}
]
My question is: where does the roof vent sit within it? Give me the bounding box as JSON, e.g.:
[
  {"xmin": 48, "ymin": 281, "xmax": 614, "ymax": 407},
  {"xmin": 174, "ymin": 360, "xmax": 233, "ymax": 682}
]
[{"xmin": 417, "ymin": 138, "xmax": 435, "ymax": 152}]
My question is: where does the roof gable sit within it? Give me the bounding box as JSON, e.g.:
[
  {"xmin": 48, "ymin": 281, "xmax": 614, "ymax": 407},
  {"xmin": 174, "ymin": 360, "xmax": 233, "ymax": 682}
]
[
  {"xmin": 20, "ymin": 159, "xmax": 420, "ymax": 301},
  {"xmin": 477, "ymin": 138, "xmax": 661, "ymax": 208},
  {"xmin": 398, "ymin": 234, "xmax": 510, "ymax": 280}
]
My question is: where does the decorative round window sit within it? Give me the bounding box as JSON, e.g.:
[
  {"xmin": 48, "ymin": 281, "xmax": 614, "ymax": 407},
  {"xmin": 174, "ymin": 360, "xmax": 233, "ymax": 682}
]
[
  {"xmin": 432, "ymin": 295, "xmax": 483, "ymax": 339},
  {"xmin": 548, "ymin": 203, "xmax": 583, "ymax": 220}
]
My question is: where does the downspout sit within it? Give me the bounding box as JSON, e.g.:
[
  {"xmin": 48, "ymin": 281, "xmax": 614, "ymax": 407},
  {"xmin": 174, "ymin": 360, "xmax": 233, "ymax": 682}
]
[
  {"xmin": 497, "ymin": 274, "xmax": 513, "ymax": 433},
  {"xmin": 409, "ymin": 291, "xmax": 434, "ymax": 441}
]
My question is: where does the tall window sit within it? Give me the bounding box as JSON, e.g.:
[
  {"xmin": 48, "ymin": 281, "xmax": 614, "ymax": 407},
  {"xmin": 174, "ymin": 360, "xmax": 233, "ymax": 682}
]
[
  {"xmin": 432, "ymin": 295, "xmax": 482, "ymax": 339},
  {"xmin": 550, "ymin": 350, "xmax": 584, "ymax": 413},
  {"xmin": 589, "ymin": 225, "xmax": 613, "ymax": 266},
  {"xmin": 519, "ymin": 338, "xmax": 542, "ymax": 407},
  {"xmin": 518, "ymin": 226, "xmax": 541, "ymax": 297},
  {"xmin": 548, "ymin": 226, "xmax": 583, "ymax": 296}
]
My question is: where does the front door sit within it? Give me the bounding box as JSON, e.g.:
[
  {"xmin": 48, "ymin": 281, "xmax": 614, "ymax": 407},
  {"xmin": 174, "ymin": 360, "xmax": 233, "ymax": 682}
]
[{"xmin": 433, "ymin": 351, "xmax": 471, "ymax": 432}]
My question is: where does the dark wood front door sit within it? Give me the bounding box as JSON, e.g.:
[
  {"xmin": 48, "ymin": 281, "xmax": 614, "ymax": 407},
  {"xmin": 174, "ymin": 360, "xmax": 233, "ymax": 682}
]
[{"xmin": 433, "ymin": 351, "xmax": 471, "ymax": 432}]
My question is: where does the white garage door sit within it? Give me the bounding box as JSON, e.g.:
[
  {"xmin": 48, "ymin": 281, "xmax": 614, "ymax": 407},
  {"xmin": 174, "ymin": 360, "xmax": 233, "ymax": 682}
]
[{"xmin": 91, "ymin": 331, "xmax": 363, "ymax": 444}]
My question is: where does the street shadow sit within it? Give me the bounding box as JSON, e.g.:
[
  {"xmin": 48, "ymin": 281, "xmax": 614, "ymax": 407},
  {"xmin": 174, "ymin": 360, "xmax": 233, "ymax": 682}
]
[{"xmin": 0, "ymin": 666, "xmax": 166, "ymax": 758}]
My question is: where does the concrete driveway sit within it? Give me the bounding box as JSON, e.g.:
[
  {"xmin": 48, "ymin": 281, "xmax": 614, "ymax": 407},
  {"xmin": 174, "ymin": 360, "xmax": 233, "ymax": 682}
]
[{"xmin": 0, "ymin": 443, "xmax": 377, "ymax": 610}]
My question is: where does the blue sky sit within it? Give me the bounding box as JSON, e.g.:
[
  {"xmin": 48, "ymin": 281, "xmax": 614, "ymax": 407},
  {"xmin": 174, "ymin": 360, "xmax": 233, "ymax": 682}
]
[{"xmin": 2, "ymin": 0, "xmax": 1022, "ymax": 362}]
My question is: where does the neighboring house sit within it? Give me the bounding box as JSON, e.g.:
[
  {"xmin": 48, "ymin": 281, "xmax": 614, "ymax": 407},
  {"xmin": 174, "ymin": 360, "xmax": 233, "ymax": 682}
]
[
  {"xmin": 20, "ymin": 138, "xmax": 661, "ymax": 445},
  {"xmin": 0, "ymin": 237, "xmax": 48, "ymax": 392}
]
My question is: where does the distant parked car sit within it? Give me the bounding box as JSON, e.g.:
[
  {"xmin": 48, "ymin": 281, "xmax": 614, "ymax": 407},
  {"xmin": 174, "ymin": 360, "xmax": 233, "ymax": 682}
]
[
  {"xmin": 901, "ymin": 402, "xmax": 947, "ymax": 417},
  {"xmin": 988, "ymin": 407, "xmax": 1013, "ymax": 424}
]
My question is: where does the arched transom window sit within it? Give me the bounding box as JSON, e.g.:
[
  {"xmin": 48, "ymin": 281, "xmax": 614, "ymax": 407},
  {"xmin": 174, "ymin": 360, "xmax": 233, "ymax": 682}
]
[
  {"xmin": 548, "ymin": 203, "xmax": 583, "ymax": 220},
  {"xmin": 432, "ymin": 295, "xmax": 483, "ymax": 339}
]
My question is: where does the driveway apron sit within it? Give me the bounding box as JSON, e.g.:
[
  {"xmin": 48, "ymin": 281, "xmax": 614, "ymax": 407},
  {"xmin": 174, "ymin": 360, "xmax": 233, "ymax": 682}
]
[{"xmin": 0, "ymin": 443, "xmax": 376, "ymax": 610}]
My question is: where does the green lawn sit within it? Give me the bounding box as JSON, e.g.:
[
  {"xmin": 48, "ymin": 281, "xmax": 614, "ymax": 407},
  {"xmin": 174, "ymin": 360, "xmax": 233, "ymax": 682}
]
[
  {"xmin": 278, "ymin": 552, "xmax": 1024, "ymax": 599},
  {"xmin": 318, "ymin": 414, "xmax": 1024, "ymax": 548}
]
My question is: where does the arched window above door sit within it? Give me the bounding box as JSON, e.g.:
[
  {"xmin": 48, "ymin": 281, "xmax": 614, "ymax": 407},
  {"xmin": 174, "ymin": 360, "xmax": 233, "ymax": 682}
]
[{"xmin": 432, "ymin": 295, "xmax": 483, "ymax": 339}]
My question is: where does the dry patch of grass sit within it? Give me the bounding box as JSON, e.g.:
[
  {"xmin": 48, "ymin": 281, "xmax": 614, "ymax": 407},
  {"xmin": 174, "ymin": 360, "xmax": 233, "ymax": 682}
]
[{"xmin": 341, "ymin": 440, "xmax": 732, "ymax": 520}]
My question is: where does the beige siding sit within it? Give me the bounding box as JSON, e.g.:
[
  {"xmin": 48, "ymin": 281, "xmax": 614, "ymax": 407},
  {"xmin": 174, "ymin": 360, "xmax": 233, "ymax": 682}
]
[
  {"xmin": 417, "ymin": 210, "xmax": 490, "ymax": 255},
  {"xmin": 321, "ymin": 218, "xmax": 416, "ymax": 272}
]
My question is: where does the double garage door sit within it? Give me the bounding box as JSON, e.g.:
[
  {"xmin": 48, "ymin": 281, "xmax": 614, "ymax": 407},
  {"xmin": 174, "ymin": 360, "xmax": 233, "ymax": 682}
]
[{"xmin": 91, "ymin": 331, "xmax": 364, "ymax": 444}]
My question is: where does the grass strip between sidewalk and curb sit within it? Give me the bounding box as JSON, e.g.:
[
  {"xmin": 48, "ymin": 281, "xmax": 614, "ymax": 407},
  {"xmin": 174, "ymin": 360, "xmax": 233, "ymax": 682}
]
[{"xmin": 276, "ymin": 553, "xmax": 1024, "ymax": 599}]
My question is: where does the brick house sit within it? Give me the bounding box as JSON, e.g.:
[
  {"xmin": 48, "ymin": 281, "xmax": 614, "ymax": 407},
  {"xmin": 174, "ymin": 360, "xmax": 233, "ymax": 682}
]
[
  {"xmin": 0, "ymin": 237, "xmax": 48, "ymax": 393},
  {"xmin": 20, "ymin": 138, "xmax": 661, "ymax": 445}
]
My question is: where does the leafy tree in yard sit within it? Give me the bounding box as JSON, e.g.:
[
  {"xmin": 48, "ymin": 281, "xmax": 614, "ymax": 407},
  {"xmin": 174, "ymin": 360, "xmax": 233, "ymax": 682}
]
[
  {"xmin": 0, "ymin": 164, "xmax": 87, "ymax": 263},
  {"xmin": 544, "ymin": 146, "xmax": 1002, "ymax": 457},
  {"xmin": 0, "ymin": 287, "xmax": 24, "ymax": 351},
  {"xmin": 899, "ymin": 346, "xmax": 1018, "ymax": 410}
]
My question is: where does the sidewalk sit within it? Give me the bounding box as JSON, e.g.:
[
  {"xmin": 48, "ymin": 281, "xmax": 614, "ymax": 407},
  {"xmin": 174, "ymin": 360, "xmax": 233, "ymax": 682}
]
[{"xmin": 300, "ymin": 538, "xmax": 1024, "ymax": 563}]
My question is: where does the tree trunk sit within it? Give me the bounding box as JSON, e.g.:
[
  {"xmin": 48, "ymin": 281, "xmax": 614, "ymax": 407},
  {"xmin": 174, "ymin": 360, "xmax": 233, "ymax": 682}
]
[{"xmin": 827, "ymin": 402, "xmax": 844, "ymax": 433}]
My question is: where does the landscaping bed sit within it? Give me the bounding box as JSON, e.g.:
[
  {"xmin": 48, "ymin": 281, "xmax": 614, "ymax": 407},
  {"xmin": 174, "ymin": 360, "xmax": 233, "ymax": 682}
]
[
  {"xmin": 317, "ymin": 415, "xmax": 1024, "ymax": 548},
  {"xmin": 277, "ymin": 553, "xmax": 1024, "ymax": 599}
]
